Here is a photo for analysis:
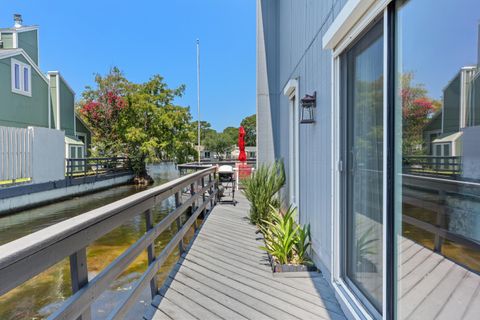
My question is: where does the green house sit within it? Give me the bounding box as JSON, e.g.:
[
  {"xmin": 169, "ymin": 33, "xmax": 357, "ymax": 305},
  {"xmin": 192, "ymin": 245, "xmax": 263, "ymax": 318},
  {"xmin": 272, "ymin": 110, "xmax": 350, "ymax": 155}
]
[{"xmin": 0, "ymin": 14, "xmax": 91, "ymax": 158}]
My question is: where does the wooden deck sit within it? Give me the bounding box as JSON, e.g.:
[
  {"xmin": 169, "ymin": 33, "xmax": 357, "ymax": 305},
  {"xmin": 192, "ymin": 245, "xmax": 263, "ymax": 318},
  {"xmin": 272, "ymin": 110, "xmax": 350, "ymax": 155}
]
[
  {"xmin": 398, "ymin": 237, "xmax": 480, "ymax": 320},
  {"xmin": 144, "ymin": 193, "xmax": 346, "ymax": 320}
]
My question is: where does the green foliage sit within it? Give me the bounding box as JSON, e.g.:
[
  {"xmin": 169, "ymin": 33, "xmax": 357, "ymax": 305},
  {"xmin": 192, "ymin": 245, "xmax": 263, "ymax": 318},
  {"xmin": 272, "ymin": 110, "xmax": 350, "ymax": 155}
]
[
  {"xmin": 78, "ymin": 67, "xmax": 196, "ymax": 175},
  {"xmin": 295, "ymin": 223, "xmax": 311, "ymax": 264},
  {"xmin": 204, "ymin": 131, "xmax": 234, "ymax": 160},
  {"xmin": 222, "ymin": 126, "xmax": 239, "ymax": 146},
  {"xmin": 260, "ymin": 205, "xmax": 298, "ymax": 264},
  {"xmin": 242, "ymin": 160, "xmax": 285, "ymax": 225},
  {"xmin": 259, "ymin": 205, "xmax": 311, "ymax": 265},
  {"xmin": 240, "ymin": 114, "xmax": 256, "ymax": 146}
]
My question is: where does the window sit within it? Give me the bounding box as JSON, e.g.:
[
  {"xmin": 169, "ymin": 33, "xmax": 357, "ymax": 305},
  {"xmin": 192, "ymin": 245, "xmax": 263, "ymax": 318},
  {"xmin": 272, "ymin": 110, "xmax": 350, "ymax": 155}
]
[
  {"xmin": 284, "ymin": 79, "xmax": 300, "ymax": 209},
  {"xmin": 395, "ymin": 1, "xmax": 480, "ymax": 319},
  {"xmin": 11, "ymin": 58, "xmax": 31, "ymax": 96},
  {"xmin": 341, "ymin": 18, "xmax": 384, "ymax": 315},
  {"xmin": 327, "ymin": 0, "xmax": 480, "ymax": 318}
]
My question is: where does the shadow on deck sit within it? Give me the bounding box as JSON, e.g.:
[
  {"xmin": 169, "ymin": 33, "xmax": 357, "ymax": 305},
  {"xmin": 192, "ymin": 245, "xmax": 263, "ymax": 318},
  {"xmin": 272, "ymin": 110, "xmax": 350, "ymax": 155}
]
[{"xmin": 144, "ymin": 193, "xmax": 346, "ymax": 320}]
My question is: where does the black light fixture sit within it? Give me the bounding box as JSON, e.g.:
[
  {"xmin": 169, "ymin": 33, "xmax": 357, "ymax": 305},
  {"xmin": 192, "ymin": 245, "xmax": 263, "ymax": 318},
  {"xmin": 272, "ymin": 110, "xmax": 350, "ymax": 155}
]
[{"xmin": 300, "ymin": 91, "xmax": 316, "ymax": 124}]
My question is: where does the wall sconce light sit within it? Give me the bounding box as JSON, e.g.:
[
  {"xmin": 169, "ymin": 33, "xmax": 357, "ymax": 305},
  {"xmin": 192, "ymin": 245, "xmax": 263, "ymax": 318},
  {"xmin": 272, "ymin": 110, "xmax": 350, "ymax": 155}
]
[{"xmin": 300, "ymin": 91, "xmax": 316, "ymax": 124}]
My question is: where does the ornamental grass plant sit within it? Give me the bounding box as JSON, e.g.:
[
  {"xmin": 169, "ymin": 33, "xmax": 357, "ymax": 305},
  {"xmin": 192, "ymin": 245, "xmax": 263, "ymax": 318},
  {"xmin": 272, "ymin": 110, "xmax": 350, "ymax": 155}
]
[{"xmin": 242, "ymin": 160, "xmax": 285, "ymax": 225}]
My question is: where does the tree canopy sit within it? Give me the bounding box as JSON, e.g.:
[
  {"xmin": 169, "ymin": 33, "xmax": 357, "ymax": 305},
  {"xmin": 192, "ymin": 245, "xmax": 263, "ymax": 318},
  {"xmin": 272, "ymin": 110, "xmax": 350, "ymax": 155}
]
[
  {"xmin": 78, "ymin": 67, "xmax": 196, "ymax": 175},
  {"xmin": 240, "ymin": 114, "xmax": 256, "ymax": 146}
]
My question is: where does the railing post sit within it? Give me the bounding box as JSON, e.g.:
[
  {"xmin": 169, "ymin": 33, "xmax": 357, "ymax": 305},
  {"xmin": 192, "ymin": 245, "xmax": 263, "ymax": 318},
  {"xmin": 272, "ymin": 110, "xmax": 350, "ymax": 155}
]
[
  {"xmin": 434, "ymin": 190, "xmax": 446, "ymax": 252},
  {"xmin": 69, "ymin": 248, "xmax": 91, "ymax": 320},
  {"xmin": 209, "ymin": 173, "xmax": 214, "ymax": 209},
  {"xmin": 214, "ymin": 171, "xmax": 218, "ymax": 205},
  {"xmin": 175, "ymin": 192, "xmax": 184, "ymax": 254},
  {"xmin": 190, "ymin": 182, "xmax": 198, "ymax": 231},
  {"xmin": 145, "ymin": 209, "xmax": 157, "ymax": 299},
  {"xmin": 201, "ymin": 176, "xmax": 206, "ymax": 218}
]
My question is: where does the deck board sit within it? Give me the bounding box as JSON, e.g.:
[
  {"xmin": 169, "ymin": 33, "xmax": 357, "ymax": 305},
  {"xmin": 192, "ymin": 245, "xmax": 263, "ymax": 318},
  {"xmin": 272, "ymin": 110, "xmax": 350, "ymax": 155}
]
[
  {"xmin": 398, "ymin": 238, "xmax": 480, "ymax": 320},
  {"xmin": 146, "ymin": 193, "xmax": 346, "ymax": 320}
]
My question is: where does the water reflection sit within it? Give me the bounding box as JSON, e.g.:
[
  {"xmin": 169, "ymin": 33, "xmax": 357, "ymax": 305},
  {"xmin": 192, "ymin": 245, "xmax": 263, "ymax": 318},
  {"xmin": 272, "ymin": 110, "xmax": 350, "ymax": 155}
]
[{"xmin": 0, "ymin": 163, "xmax": 186, "ymax": 320}]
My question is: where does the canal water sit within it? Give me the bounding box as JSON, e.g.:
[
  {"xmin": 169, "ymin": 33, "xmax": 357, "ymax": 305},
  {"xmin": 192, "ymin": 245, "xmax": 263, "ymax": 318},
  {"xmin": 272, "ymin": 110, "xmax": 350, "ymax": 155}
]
[{"xmin": 0, "ymin": 163, "xmax": 192, "ymax": 320}]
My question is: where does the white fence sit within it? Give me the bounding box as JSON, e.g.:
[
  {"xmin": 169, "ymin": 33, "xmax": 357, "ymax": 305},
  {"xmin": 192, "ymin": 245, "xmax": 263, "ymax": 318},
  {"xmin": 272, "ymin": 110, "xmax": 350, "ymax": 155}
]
[{"xmin": 0, "ymin": 126, "xmax": 33, "ymax": 183}]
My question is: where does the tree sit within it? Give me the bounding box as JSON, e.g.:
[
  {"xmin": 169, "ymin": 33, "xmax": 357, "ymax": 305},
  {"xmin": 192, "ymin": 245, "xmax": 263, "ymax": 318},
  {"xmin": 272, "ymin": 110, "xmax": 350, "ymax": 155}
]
[
  {"xmin": 240, "ymin": 114, "xmax": 256, "ymax": 146},
  {"xmin": 401, "ymin": 73, "xmax": 438, "ymax": 155},
  {"xmin": 204, "ymin": 132, "xmax": 234, "ymax": 160},
  {"xmin": 222, "ymin": 126, "xmax": 238, "ymax": 147},
  {"xmin": 78, "ymin": 68, "xmax": 196, "ymax": 178}
]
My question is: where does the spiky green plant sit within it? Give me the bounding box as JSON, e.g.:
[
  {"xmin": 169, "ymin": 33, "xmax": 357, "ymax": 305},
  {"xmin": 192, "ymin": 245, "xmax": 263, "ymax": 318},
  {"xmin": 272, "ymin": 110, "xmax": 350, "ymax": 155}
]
[
  {"xmin": 242, "ymin": 160, "xmax": 285, "ymax": 225},
  {"xmin": 259, "ymin": 205, "xmax": 312, "ymax": 265},
  {"xmin": 295, "ymin": 223, "xmax": 311, "ymax": 264},
  {"xmin": 260, "ymin": 205, "xmax": 299, "ymax": 264}
]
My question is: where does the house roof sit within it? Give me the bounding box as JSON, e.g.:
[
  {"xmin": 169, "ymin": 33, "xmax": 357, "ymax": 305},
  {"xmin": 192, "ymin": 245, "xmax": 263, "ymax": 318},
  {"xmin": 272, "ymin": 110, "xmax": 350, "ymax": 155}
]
[
  {"xmin": 47, "ymin": 71, "xmax": 76, "ymax": 95},
  {"xmin": 65, "ymin": 135, "xmax": 84, "ymax": 146},
  {"xmin": 75, "ymin": 113, "xmax": 93, "ymax": 134},
  {"xmin": 432, "ymin": 131, "xmax": 463, "ymax": 144},
  {"xmin": 0, "ymin": 25, "xmax": 39, "ymax": 33},
  {"xmin": 0, "ymin": 48, "xmax": 48, "ymax": 84},
  {"xmin": 0, "ymin": 48, "xmax": 22, "ymax": 59}
]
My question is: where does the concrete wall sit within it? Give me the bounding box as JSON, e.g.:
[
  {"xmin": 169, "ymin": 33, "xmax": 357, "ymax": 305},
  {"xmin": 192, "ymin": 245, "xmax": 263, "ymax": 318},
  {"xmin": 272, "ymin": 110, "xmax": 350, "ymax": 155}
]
[
  {"xmin": 257, "ymin": 0, "xmax": 348, "ymax": 275},
  {"xmin": 0, "ymin": 174, "xmax": 133, "ymax": 215},
  {"xmin": 30, "ymin": 126, "xmax": 65, "ymax": 183}
]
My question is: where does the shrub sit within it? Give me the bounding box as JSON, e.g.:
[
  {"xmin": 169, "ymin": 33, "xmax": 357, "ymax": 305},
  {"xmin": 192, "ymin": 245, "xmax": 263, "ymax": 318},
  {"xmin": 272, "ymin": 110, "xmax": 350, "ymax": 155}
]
[
  {"xmin": 260, "ymin": 205, "xmax": 311, "ymax": 265},
  {"xmin": 242, "ymin": 160, "xmax": 285, "ymax": 225}
]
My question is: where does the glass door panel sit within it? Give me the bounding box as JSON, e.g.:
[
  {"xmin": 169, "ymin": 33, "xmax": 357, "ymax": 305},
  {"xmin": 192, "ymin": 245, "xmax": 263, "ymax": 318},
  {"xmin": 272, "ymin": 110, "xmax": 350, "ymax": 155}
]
[
  {"xmin": 395, "ymin": 0, "xmax": 480, "ymax": 319},
  {"xmin": 343, "ymin": 19, "xmax": 384, "ymax": 313}
]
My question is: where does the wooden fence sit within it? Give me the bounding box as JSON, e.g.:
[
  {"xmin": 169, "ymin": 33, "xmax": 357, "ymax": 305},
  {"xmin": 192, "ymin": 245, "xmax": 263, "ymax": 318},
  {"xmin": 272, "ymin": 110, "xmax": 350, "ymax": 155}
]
[
  {"xmin": 0, "ymin": 167, "xmax": 217, "ymax": 320},
  {"xmin": 0, "ymin": 126, "xmax": 32, "ymax": 184}
]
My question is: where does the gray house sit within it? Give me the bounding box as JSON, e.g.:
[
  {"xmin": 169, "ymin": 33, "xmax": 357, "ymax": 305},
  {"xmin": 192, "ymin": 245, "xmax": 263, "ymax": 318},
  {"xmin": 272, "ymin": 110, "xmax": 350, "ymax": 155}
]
[{"xmin": 257, "ymin": 0, "xmax": 480, "ymax": 319}]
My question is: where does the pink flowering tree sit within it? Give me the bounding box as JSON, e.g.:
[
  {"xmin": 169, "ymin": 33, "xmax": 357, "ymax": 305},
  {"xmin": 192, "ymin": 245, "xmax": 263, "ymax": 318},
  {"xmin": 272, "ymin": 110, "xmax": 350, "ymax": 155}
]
[{"xmin": 401, "ymin": 72, "xmax": 439, "ymax": 155}]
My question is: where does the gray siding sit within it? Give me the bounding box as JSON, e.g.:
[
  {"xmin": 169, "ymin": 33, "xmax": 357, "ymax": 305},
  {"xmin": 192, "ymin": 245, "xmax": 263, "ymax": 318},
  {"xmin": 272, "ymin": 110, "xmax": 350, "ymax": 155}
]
[
  {"xmin": 443, "ymin": 72, "xmax": 461, "ymax": 134},
  {"xmin": 257, "ymin": 0, "xmax": 348, "ymax": 274}
]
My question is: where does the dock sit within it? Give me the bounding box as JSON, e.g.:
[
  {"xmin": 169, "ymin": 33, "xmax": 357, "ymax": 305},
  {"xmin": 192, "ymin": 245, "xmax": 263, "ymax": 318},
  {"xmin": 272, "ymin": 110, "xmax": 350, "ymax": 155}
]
[{"xmin": 144, "ymin": 193, "xmax": 346, "ymax": 320}]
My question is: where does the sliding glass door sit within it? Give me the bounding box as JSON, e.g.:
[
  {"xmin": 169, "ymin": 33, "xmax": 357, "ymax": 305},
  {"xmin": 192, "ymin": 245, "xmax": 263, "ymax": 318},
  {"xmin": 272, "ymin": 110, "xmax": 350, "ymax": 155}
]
[{"xmin": 342, "ymin": 19, "xmax": 384, "ymax": 314}]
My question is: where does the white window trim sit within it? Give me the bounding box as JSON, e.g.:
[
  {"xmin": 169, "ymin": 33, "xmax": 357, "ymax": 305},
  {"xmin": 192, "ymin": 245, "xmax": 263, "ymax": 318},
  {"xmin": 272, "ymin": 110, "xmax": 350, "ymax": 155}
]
[
  {"xmin": 283, "ymin": 79, "xmax": 300, "ymax": 212},
  {"xmin": 11, "ymin": 58, "xmax": 32, "ymax": 97},
  {"xmin": 327, "ymin": 0, "xmax": 392, "ymax": 319}
]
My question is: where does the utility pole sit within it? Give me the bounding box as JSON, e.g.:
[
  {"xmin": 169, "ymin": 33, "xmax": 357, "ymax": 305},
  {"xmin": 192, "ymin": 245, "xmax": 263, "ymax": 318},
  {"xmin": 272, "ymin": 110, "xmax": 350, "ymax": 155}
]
[{"xmin": 197, "ymin": 39, "xmax": 201, "ymax": 163}]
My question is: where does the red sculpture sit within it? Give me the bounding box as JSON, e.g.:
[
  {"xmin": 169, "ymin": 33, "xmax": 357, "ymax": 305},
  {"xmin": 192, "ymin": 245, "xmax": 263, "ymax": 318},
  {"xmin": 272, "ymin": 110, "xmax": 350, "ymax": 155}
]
[{"xmin": 238, "ymin": 126, "xmax": 247, "ymax": 162}]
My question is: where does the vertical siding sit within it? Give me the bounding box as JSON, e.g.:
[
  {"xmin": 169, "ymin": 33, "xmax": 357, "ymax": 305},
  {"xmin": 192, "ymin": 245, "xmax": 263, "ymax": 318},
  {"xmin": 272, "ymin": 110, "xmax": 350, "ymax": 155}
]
[
  {"xmin": 59, "ymin": 77, "xmax": 75, "ymax": 136},
  {"xmin": 257, "ymin": 0, "xmax": 348, "ymax": 274},
  {"xmin": 17, "ymin": 30, "xmax": 39, "ymax": 65},
  {"xmin": 0, "ymin": 55, "xmax": 49, "ymax": 129}
]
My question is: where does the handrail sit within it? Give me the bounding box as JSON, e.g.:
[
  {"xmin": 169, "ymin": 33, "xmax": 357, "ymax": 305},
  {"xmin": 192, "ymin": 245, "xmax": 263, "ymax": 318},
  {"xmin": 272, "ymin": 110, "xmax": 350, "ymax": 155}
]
[
  {"xmin": 402, "ymin": 174, "xmax": 480, "ymax": 264},
  {"xmin": 65, "ymin": 157, "xmax": 130, "ymax": 179},
  {"xmin": 0, "ymin": 166, "xmax": 218, "ymax": 320}
]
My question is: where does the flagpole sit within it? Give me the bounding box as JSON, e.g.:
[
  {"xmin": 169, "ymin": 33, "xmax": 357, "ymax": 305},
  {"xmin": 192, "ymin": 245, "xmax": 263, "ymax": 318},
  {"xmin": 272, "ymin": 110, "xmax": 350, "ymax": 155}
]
[{"xmin": 196, "ymin": 39, "xmax": 201, "ymax": 164}]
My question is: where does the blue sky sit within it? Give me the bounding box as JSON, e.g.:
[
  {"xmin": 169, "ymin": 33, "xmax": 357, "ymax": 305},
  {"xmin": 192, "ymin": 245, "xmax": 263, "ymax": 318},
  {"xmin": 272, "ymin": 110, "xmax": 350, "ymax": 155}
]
[
  {"xmin": 0, "ymin": 0, "xmax": 256, "ymax": 131},
  {"xmin": 400, "ymin": 0, "xmax": 480, "ymax": 100}
]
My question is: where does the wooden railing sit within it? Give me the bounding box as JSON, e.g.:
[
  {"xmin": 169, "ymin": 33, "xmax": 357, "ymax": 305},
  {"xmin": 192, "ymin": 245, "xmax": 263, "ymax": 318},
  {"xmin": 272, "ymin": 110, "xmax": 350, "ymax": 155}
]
[
  {"xmin": 0, "ymin": 167, "xmax": 218, "ymax": 320},
  {"xmin": 65, "ymin": 157, "xmax": 130, "ymax": 179},
  {"xmin": 403, "ymin": 155, "xmax": 462, "ymax": 178},
  {"xmin": 402, "ymin": 174, "xmax": 480, "ymax": 259}
]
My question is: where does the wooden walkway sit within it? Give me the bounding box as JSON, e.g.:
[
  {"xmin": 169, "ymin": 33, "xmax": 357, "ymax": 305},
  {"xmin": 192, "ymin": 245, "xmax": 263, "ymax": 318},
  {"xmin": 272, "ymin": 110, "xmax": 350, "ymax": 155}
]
[
  {"xmin": 144, "ymin": 193, "xmax": 346, "ymax": 320},
  {"xmin": 398, "ymin": 237, "xmax": 480, "ymax": 320}
]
